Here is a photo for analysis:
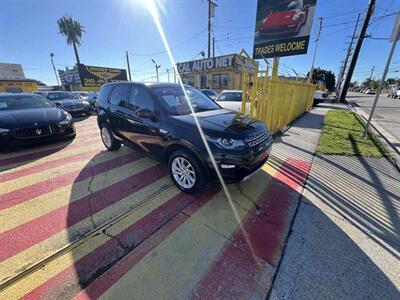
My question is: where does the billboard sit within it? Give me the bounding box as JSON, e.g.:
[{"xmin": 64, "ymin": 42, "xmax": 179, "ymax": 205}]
[
  {"xmin": 58, "ymin": 67, "xmax": 81, "ymax": 85},
  {"xmin": 77, "ymin": 64, "xmax": 128, "ymax": 87},
  {"xmin": 253, "ymin": 0, "xmax": 317, "ymax": 59}
]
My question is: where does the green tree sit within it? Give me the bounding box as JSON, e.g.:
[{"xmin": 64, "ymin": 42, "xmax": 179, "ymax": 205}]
[
  {"xmin": 307, "ymin": 68, "xmax": 336, "ymax": 92},
  {"xmin": 57, "ymin": 15, "xmax": 85, "ymax": 66},
  {"xmin": 362, "ymin": 79, "xmax": 379, "ymax": 89}
]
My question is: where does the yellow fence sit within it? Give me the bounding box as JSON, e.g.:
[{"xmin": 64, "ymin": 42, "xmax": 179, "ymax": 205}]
[{"xmin": 241, "ymin": 70, "xmax": 316, "ymax": 134}]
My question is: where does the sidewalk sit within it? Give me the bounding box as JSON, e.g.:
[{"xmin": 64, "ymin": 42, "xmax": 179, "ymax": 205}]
[{"xmin": 270, "ymin": 105, "xmax": 400, "ymax": 299}]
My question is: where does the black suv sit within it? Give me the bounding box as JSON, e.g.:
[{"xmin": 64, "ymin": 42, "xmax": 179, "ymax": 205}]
[{"xmin": 97, "ymin": 82, "xmax": 272, "ymax": 193}]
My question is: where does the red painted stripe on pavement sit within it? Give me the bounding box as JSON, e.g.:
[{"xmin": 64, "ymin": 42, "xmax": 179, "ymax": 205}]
[
  {"xmin": 0, "ymin": 164, "xmax": 167, "ymax": 262},
  {"xmin": 0, "ymin": 136, "xmax": 101, "ymax": 167},
  {"xmin": 190, "ymin": 159, "xmax": 311, "ymax": 299},
  {"xmin": 0, "ymin": 152, "xmax": 142, "ymax": 211},
  {"xmin": 21, "ymin": 189, "xmax": 219, "ymax": 300},
  {"xmin": 0, "ymin": 148, "xmax": 103, "ymax": 182}
]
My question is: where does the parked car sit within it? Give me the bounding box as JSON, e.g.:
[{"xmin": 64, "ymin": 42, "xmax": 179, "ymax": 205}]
[
  {"xmin": 200, "ymin": 89, "xmax": 218, "ymax": 100},
  {"xmin": 72, "ymin": 91, "xmax": 89, "ymax": 100},
  {"xmin": 259, "ymin": 1, "xmax": 309, "ymax": 36},
  {"xmin": 313, "ymin": 90, "xmax": 329, "ymax": 106},
  {"xmin": 215, "ymin": 90, "xmax": 244, "ymax": 112},
  {"xmin": 45, "ymin": 91, "xmax": 91, "ymax": 116},
  {"xmin": 365, "ymin": 89, "xmax": 376, "ymax": 95},
  {"xmin": 87, "ymin": 92, "xmax": 99, "ymax": 110},
  {"xmin": 97, "ymin": 82, "xmax": 273, "ymax": 193},
  {"xmin": 0, "ymin": 93, "xmax": 75, "ymax": 147},
  {"xmin": 387, "ymin": 85, "xmax": 399, "ymax": 98}
]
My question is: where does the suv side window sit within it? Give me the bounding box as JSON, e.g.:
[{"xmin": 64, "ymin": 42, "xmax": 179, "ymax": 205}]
[
  {"xmin": 109, "ymin": 84, "xmax": 130, "ymax": 108},
  {"xmin": 129, "ymin": 85, "xmax": 154, "ymax": 112},
  {"xmin": 98, "ymin": 84, "xmax": 114, "ymax": 106}
]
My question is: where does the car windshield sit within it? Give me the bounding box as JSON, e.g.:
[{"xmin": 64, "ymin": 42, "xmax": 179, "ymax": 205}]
[
  {"xmin": 0, "ymin": 95, "xmax": 54, "ymax": 111},
  {"xmin": 216, "ymin": 92, "xmax": 243, "ymax": 102},
  {"xmin": 151, "ymin": 85, "xmax": 220, "ymax": 115},
  {"xmin": 47, "ymin": 92, "xmax": 76, "ymax": 100}
]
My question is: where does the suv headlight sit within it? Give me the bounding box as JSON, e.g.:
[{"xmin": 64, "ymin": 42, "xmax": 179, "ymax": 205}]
[
  {"xmin": 207, "ymin": 136, "xmax": 246, "ymax": 150},
  {"xmin": 82, "ymin": 100, "xmax": 90, "ymax": 106},
  {"xmin": 59, "ymin": 113, "xmax": 72, "ymax": 125},
  {"xmin": 0, "ymin": 128, "xmax": 10, "ymax": 134}
]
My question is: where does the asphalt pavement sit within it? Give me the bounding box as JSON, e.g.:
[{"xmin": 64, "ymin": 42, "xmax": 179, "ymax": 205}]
[{"xmin": 347, "ymin": 92, "xmax": 400, "ymax": 154}]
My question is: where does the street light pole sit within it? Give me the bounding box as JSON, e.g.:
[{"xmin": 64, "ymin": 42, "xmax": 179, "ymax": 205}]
[
  {"xmin": 126, "ymin": 50, "xmax": 132, "ymax": 81},
  {"xmin": 50, "ymin": 53, "xmax": 61, "ymax": 87},
  {"xmin": 368, "ymin": 66, "xmax": 375, "ymax": 81},
  {"xmin": 166, "ymin": 68, "xmax": 170, "ymax": 83},
  {"xmin": 364, "ymin": 14, "xmax": 400, "ymax": 136},
  {"xmin": 308, "ymin": 17, "xmax": 323, "ymax": 83},
  {"xmin": 151, "ymin": 59, "xmax": 161, "ymax": 82}
]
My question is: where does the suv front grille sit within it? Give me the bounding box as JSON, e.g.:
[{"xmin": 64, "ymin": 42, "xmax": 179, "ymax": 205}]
[
  {"xmin": 245, "ymin": 129, "xmax": 269, "ymax": 148},
  {"xmin": 14, "ymin": 125, "xmax": 58, "ymax": 139}
]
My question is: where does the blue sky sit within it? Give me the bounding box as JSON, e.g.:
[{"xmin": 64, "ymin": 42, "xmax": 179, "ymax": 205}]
[{"xmin": 1, "ymin": 0, "xmax": 399, "ymax": 85}]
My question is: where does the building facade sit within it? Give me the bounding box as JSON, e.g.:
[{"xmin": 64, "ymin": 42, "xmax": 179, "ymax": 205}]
[
  {"xmin": 0, "ymin": 63, "xmax": 38, "ymax": 92},
  {"xmin": 176, "ymin": 53, "xmax": 258, "ymax": 92}
]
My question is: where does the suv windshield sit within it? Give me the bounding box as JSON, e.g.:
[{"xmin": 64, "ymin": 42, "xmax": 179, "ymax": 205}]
[
  {"xmin": 47, "ymin": 92, "xmax": 76, "ymax": 101},
  {"xmin": 151, "ymin": 86, "xmax": 220, "ymax": 115},
  {"xmin": 0, "ymin": 95, "xmax": 54, "ymax": 111}
]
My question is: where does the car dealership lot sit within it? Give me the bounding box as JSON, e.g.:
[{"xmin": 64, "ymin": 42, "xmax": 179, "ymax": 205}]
[{"xmin": 0, "ymin": 113, "xmax": 317, "ymax": 299}]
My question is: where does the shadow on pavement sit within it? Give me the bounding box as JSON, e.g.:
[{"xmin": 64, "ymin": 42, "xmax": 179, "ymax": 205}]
[
  {"xmin": 57, "ymin": 145, "xmax": 399, "ymax": 298},
  {"xmin": 270, "ymin": 191, "xmax": 400, "ymax": 299},
  {"xmin": 0, "ymin": 137, "xmax": 74, "ymax": 172}
]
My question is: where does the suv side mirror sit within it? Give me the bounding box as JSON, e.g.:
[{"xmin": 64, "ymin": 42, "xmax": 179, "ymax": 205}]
[
  {"xmin": 54, "ymin": 101, "xmax": 63, "ymax": 108},
  {"xmin": 136, "ymin": 108, "xmax": 154, "ymax": 119}
]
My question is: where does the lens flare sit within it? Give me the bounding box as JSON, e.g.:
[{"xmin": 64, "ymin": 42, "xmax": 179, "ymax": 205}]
[{"xmin": 144, "ymin": 0, "xmax": 260, "ymax": 264}]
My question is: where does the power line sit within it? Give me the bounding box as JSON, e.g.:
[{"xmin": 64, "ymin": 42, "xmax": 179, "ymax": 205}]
[{"xmin": 129, "ymin": 28, "xmax": 207, "ymax": 57}]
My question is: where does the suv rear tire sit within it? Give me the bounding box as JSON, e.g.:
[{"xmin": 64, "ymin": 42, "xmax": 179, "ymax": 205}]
[
  {"xmin": 168, "ymin": 150, "xmax": 206, "ymax": 194},
  {"xmin": 100, "ymin": 125, "xmax": 121, "ymax": 151}
]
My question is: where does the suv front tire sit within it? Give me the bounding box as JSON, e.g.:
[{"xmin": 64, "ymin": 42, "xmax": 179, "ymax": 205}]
[{"xmin": 168, "ymin": 150, "xmax": 206, "ymax": 193}]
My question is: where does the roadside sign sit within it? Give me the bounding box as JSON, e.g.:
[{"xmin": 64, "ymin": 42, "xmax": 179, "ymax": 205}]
[
  {"xmin": 77, "ymin": 64, "xmax": 128, "ymax": 87},
  {"xmin": 390, "ymin": 12, "xmax": 400, "ymax": 42},
  {"xmin": 252, "ymin": 0, "xmax": 318, "ymax": 59}
]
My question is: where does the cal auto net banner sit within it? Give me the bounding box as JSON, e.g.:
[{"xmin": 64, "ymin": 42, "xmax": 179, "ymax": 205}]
[
  {"xmin": 253, "ymin": 0, "xmax": 317, "ymax": 59},
  {"xmin": 77, "ymin": 64, "xmax": 128, "ymax": 87}
]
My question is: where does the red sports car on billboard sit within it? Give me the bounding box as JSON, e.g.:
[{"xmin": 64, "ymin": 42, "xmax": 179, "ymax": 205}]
[{"xmin": 259, "ymin": 0, "xmax": 309, "ymax": 36}]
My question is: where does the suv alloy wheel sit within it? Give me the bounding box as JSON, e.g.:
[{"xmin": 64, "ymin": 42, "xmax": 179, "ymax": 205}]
[{"xmin": 168, "ymin": 150, "xmax": 206, "ymax": 193}]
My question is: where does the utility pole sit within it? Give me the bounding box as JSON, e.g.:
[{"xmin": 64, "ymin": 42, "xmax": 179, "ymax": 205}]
[
  {"xmin": 207, "ymin": 0, "xmax": 217, "ymax": 58},
  {"xmin": 364, "ymin": 12, "xmax": 400, "ymax": 136},
  {"xmin": 126, "ymin": 50, "xmax": 132, "ymax": 82},
  {"xmin": 213, "ymin": 37, "xmax": 215, "ymax": 57},
  {"xmin": 340, "ymin": 0, "xmax": 376, "ymax": 102},
  {"xmin": 308, "ymin": 17, "xmax": 323, "ymax": 83},
  {"xmin": 166, "ymin": 68, "xmax": 170, "ymax": 82},
  {"xmin": 50, "ymin": 53, "xmax": 60, "ymax": 87},
  {"xmin": 173, "ymin": 67, "xmax": 177, "ymax": 83},
  {"xmin": 151, "ymin": 59, "xmax": 161, "ymax": 82},
  {"xmin": 336, "ymin": 13, "xmax": 361, "ymax": 94},
  {"xmin": 368, "ymin": 66, "xmax": 375, "ymax": 81}
]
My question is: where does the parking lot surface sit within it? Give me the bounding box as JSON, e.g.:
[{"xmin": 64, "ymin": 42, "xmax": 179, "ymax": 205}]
[{"xmin": 0, "ymin": 111, "xmax": 323, "ymax": 299}]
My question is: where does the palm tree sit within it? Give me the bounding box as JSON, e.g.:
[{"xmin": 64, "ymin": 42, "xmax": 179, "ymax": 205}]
[{"xmin": 57, "ymin": 15, "xmax": 85, "ymax": 66}]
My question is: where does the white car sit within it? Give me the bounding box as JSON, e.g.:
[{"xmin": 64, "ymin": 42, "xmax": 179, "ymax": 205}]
[
  {"xmin": 313, "ymin": 90, "xmax": 328, "ymax": 106},
  {"xmin": 215, "ymin": 90, "xmax": 244, "ymax": 112},
  {"xmin": 365, "ymin": 89, "xmax": 376, "ymax": 95}
]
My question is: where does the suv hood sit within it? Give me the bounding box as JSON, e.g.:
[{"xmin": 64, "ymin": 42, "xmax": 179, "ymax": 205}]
[{"xmin": 170, "ymin": 109, "xmax": 265, "ymax": 136}]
